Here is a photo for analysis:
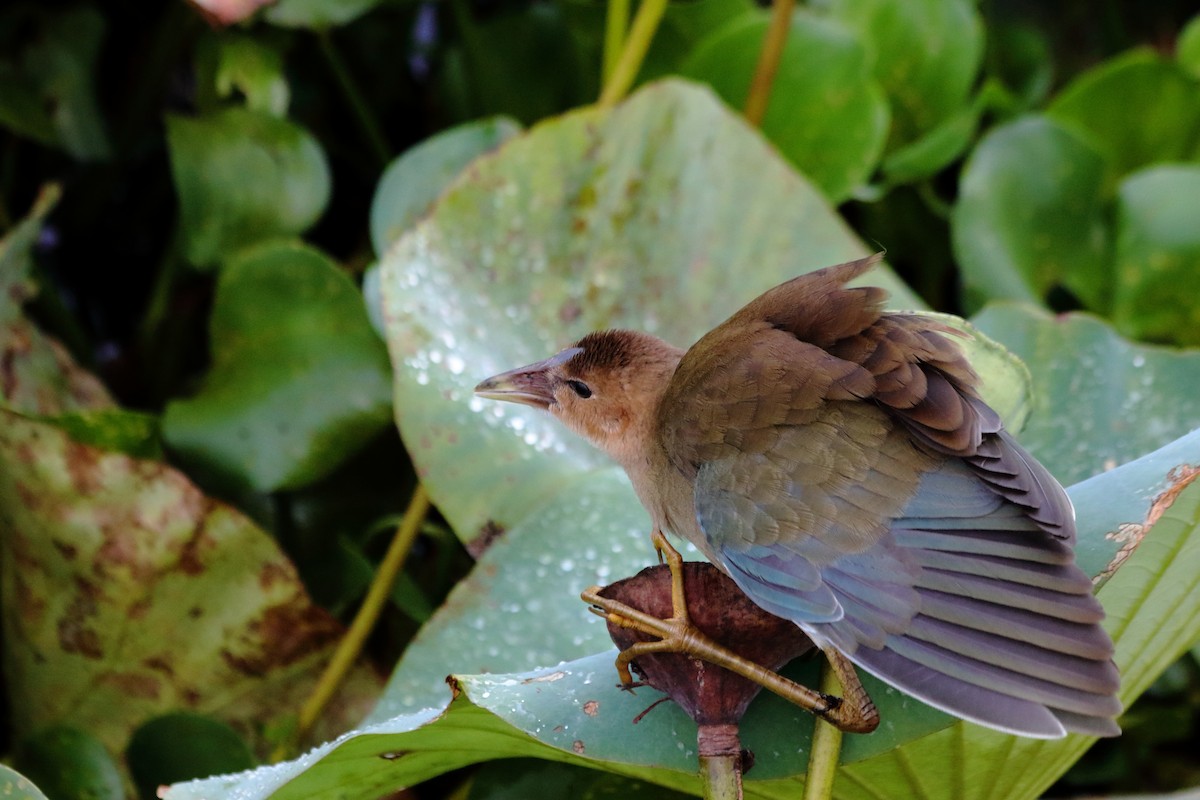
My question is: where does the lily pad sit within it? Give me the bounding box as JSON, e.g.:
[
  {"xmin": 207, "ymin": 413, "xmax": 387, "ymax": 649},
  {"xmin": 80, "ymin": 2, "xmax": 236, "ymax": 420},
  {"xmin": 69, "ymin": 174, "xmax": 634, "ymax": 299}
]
[
  {"xmin": 163, "ymin": 240, "xmax": 394, "ymax": 492},
  {"xmin": 0, "ymin": 765, "xmax": 52, "ymax": 800},
  {"xmin": 1047, "ymin": 49, "xmax": 1200, "ymax": 180},
  {"xmin": 166, "ymin": 108, "xmax": 331, "ymax": 269},
  {"xmin": 678, "ymin": 13, "xmax": 889, "ymax": 202},
  {"xmin": 973, "ymin": 303, "xmax": 1200, "ymax": 487},
  {"xmin": 1109, "ymin": 165, "xmax": 1200, "ymax": 346},
  {"xmin": 951, "ymin": 115, "xmax": 1110, "ymax": 311}
]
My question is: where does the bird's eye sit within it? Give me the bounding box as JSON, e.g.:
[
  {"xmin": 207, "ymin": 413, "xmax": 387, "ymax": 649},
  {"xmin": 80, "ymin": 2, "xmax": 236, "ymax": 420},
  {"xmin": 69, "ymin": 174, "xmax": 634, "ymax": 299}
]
[{"xmin": 565, "ymin": 379, "xmax": 593, "ymax": 399}]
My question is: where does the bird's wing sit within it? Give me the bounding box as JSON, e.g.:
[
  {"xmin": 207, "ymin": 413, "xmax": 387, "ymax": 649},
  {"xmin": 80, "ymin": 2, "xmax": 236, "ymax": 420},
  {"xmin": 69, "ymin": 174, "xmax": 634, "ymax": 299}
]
[{"xmin": 657, "ymin": 258, "xmax": 1118, "ymax": 737}]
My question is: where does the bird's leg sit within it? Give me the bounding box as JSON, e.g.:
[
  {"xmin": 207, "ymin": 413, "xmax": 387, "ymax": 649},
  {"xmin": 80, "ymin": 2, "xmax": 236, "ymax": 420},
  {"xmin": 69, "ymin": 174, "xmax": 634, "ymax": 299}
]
[{"xmin": 581, "ymin": 532, "xmax": 880, "ymax": 733}]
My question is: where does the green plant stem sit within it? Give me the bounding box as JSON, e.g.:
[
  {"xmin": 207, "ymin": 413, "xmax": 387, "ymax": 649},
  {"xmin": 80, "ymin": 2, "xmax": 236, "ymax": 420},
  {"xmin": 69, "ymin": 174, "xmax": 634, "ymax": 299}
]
[
  {"xmin": 293, "ymin": 484, "xmax": 431, "ymax": 745},
  {"xmin": 697, "ymin": 723, "xmax": 743, "ymax": 800},
  {"xmin": 744, "ymin": 0, "xmax": 796, "ymax": 126},
  {"xmin": 317, "ymin": 30, "xmax": 391, "ymax": 168},
  {"xmin": 802, "ymin": 661, "xmax": 844, "ymax": 800},
  {"xmin": 598, "ymin": 0, "xmax": 669, "ymax": 107},
  {"xmin": 602, "ymin": 0, "xmax": 631, "ymax": 85}
]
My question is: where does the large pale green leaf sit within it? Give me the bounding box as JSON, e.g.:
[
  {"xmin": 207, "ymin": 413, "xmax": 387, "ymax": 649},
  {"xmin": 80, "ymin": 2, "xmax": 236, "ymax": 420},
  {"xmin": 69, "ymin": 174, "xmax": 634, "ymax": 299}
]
[
  {"xmin": 380, "ymin": 79, "xmax": 918, "ymax": 551},
  {"xmin": 679, "ymin": 12, "xmax": 889, "ymax": 202},
  {"xmin": 166, "ymin": 108, "xmax": 331, "ymax": 269},
  {"xmin": 1110, "ymin": 165, "xmax": 1200, "ymax": 346},
  {"xmin": 951, "ymin": 115, "xmax": 1110, "ymax": 311},
  {"xmin": 973, "ymin": 304, "xmax": 1200, "ymax": 487},
  {"xmin": 0, "ymin": 765, "xmax": 52, "ymax": 800},
  {"xmin": 1047, "ymin": 50, "xmax": 1200, "ymax": 180},
  {"xmin": 370, "ymin": 117, "xmax": 522, "ymax": 257},
  {"xmin": 163, "ymin": 240, "xmax": 394, "ymax": 492}
]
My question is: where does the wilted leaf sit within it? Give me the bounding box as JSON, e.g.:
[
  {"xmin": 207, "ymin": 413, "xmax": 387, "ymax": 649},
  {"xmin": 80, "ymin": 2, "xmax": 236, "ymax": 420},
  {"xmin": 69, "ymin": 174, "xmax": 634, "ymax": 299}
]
[
  {"xmin": 951, "ymin": 115, "xmax": 1110, "ymax": 311},
  {"xmin": 0, "ymin": 408, "xmax": 380, "ymax": 758},
  {"xmin": 163, "ymin": 240, "xmax": 394, "ymax": 492},
  {"xmin": 166, "ymin": 108, "xmax": 331, "ymax": 269},
  {"xmin": 679, "ymin": 12, "xmax": 889, "ymax": 202}
]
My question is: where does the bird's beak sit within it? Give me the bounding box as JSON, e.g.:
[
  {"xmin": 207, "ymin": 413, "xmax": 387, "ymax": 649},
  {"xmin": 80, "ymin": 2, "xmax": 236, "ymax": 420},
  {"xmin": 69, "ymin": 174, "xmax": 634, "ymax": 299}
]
[
  {"xmin": 474, "ymin": 365, "xmax": 555, "ymax": 409},
  {"xmin": 474, "ymin": 347, "xmax": 583, "ymax": 410}
]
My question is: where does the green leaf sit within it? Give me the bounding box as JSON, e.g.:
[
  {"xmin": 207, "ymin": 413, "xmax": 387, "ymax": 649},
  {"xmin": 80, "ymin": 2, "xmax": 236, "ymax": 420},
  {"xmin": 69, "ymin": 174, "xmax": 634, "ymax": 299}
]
[
  {"xmin": 826, "ymin": 0, "xmax": 983, "ymax": 149},
  {"xmin": 0, "ymin": 766, "xmax": 52, "ymax": 800},
  {"xmin": 679, "ymin": 12, "xmax": 889, "ymax": 202},
  {"xmin": 208, "ymin": 34, "xmax": 290, "ymax": 116},
  {"xmin": 951, "ymin": 115, "xmax": 1110, "ymax": 311},
  {"xmin": 13, "ymin": 727, "xmax": 122, "ymax": 800},
  {"xmin": 1047, "ymin": 50, "xmax": 1200, "ymax": 180},
  {"xmin": 128, "ymin": 713, "xmax": 256, "ymax": 800},
  {"xmin": 0, "ymin": 6, "xmax": 111, "ymax": 160},
  {"xmin": 166, "ymin": 108, "xmax": 331, "ymax": 269},
  {"xmin": 1110, "ymin": 165, "xmax": 1200, "ymax": 346},
  {"xmin": 264, "ymin": 0, "xmax": 382, "ymax": 28},
  {"xmin": 163, "ymin": 241, "xmax": 393, "ymax": 492},
  {"xmin": 973, "ymin": 303, "xmax": 1200, "ymax": 487},
  {"xmin": 43, "ymin": 408, "xmax": 162, "ymax": 460},
  {"xmin": 0, "ymin": 407, "xmax": 381, "ymax": 760},
  {"xmin": 1179, "ymin": 14, "xmax": 1200, "ymax": 80},
  {"xmin": 370, "ymin": 117, "xmax": 522, "ymax": 257},
  {"xmin": 881, "ymin": 102, "xmax": 980, "ymax": 185}
]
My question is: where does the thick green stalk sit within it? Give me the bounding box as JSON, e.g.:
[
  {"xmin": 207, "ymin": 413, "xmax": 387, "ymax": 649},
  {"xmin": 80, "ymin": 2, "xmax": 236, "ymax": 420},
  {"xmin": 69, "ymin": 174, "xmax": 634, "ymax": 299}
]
[{"xmin": 598, "ymin": 0, "xmax": 668, "ymax": 107}]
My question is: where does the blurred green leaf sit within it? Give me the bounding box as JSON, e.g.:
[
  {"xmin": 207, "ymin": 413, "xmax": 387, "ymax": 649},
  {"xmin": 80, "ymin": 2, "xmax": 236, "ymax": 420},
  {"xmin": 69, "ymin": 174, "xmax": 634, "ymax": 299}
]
[
  {"xmin": 988, "ymin": 22, "xmax": 1054, "ymax": 110},
  {"xmin": 951, "ymin": 115, "xmax": 1110, "ymax": 311},
  {"xmin": 973, "ymin": 303, "xmax": 1200, "ymax": 487},
  {"xmin": 826, "ymin": 0, "xmax": 983, "ymax": 149},
  {"xmin": 166, "ymin": 108, "xmax": 331, "ymax": 269},
  {"xmin": 163, "ymin": 240, "xmax": 393, "ymax": 492},
  {"xmin": 1179, "ymin": 14, "xmax": 1200, "ymax": 80},
  {"xmin": 43, "ymin": 409, "xmax": 162, "ymax": 460},
  {"xmin": 13, "ymin": 727, "xmax": 123, "ymax": 800},
  {"xmin": 1110, "ymin": 165, "xmax": 1200, "ymax": 346},
  {"xmin": 128, "ymin": 713, "xmax": 256, "ymax": 800},
  {"xmin": 1047, "ymin": 50, "xmax": 1200, "ymax": 180},
  {"xmin": 679, "ymin": 11, "xmax": 889, "ymax": 202},
  {"xmin": 468, "ymin": 759, "xmax": 692, "ymax": 800},
  {"xmin": 0, "ymin": 6, "xmax": 111, "ymax": 160},
  {"xmin": 265, "ymin": 0, "xmax": 381, "ymax": 29},
  {"xmin": 370, "ymin": 117, "xmax": 522, "ymax": 257},
  {"xmin": 205, "ymin": 34, "xmax": 290, "ymax": 116},
  {"xmin": 881, "ymin": 102, "xmax": 980, "ymax": 185}
]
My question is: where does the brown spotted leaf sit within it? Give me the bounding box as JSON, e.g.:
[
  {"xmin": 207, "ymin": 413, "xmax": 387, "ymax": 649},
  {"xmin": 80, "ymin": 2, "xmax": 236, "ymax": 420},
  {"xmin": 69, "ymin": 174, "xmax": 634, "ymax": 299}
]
[{"xmin": 0, "ymin": 408, "xmax": 379, "ymax": 756}]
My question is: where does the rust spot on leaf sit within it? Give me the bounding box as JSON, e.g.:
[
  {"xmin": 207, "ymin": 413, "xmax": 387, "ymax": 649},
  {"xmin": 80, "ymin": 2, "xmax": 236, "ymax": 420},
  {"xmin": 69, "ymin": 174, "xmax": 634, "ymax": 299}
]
[
  {"xmin": 1100, "ymin": 463, "xmax": 1200, "ymax": 582},
  {"xmin": 582, "ymin": 700, "xmax": 599, "ymax": 716},
  {"xmin": 259, "ymin": 561, "xmax": 291, "ymax": 590},
  {"xmin": 64, "ymin": 439, "xmax": 105, "ymax": 494},
  {"xmin": 143, "ymin": 656, "xmax": 175, "ymax": 676},
  {"xmin": 56, "ymin": 576, "xmax": 104, "ymax": 660},
  {"xmin": 178, "ymin": 514, "xmax": 216, "ymax": 575},
  {"xmin": 572, "ymin": 739, "xmax": 585, "ymax": 754},
  {"xmin": 99, "ymin": 671, "xmax": 161, "ymax": 700},
  {"xmin": 221, "ymin": 602, "xmax": 342, "ymax": 676},
  {"xmin": 52, "ymin": 539, "xmax": 78, "ymax": 560},
  {"xmin": 467, "ymin": 519, "xmax": 506, "ymax": 559}
]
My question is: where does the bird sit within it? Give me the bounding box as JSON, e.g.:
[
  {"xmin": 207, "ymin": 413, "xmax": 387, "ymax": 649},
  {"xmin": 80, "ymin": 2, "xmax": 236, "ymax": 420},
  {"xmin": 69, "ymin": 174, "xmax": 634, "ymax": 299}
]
[{"xmin": 474, "ymin": 254, "xmax": 1120, "ymax": 739}]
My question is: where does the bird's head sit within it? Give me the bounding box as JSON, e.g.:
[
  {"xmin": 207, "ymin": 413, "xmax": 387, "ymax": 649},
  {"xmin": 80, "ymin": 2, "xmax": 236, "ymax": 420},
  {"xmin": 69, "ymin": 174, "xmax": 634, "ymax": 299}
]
[{"xmin": 474, "ymin": 330, "xmax": 685, "ymax": 463}]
